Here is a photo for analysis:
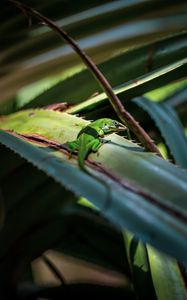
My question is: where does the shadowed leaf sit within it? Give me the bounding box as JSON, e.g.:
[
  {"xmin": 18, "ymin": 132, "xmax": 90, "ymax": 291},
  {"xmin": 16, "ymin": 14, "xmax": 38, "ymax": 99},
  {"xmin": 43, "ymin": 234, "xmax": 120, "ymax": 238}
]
[{"xmin": 133, "ymin": 97, "xmax": 187, "ymax": 168}]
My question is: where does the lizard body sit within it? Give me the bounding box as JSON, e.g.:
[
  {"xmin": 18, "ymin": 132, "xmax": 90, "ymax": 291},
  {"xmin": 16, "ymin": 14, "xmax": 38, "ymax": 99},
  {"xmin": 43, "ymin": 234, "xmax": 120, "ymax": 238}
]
[{"xmin": 67, "ymin": 118, "xmax": 126, "ymax": 173}]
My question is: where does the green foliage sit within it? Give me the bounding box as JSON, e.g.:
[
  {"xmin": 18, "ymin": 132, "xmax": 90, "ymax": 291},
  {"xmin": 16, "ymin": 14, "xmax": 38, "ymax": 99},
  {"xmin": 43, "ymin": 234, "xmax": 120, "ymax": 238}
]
[
  {"xmin": 0, "ymin": 1, "xmax": 187, "ymax": 299},
  {"xmin": 133, "ymin": 97, "xmax": 187, "ymax": 167}
]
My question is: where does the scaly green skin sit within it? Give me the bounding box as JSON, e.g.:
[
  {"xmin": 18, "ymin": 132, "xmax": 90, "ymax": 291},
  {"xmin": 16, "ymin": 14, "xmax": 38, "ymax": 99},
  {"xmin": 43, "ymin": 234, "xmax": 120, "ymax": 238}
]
[{"xmin": 67, "ymin": 118, "xmax": 126, "ymax": 172}]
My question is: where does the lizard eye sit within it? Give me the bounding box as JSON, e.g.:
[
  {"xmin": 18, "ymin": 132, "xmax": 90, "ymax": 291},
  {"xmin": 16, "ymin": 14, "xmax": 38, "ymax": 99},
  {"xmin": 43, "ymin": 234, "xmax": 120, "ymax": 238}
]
[{"xmin": 113, "ymin": 121, "xmax": 119, "ymax": 127}]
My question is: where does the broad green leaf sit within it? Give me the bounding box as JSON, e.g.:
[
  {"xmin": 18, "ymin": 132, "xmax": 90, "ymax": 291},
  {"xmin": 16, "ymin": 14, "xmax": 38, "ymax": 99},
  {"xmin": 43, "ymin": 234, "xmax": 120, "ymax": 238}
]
[
  {"xmin": 123, "ymin": 228, "xmax": 187, "ymax": 300},
  {"xmin": 123, "ymin": 232, "xmax": 156, "ymax": 300},
  {"xmin": 0, "ymin": 109, "xmax": 87, "ymax": 142},
  {"xmin": 16, "ymin": 33, "xmax": 187, "ymax": 112},
  {"xmin": 148, "ymin": 246, "xmax": 187, "ymax": 300},
  {"xmin": 67, "ymin": 58, "xmax": 187, "ymax": 115},
  {"xmin": 133, "ymin": 97, "xmax": 187, "ymax": 168},
  {"xmin": 1, "ymin": 110, "xmax": 187, "ymax": 262}
]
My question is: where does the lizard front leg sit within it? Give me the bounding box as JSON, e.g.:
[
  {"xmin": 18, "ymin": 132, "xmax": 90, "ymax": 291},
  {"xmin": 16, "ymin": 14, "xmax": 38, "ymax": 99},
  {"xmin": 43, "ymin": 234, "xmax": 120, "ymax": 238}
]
[
  {"xmin": 87, "ymin": 139, "xmax": 102, "ymax": 158},
  {"xmin": 89, "ymin": 139, "xmax": 102, "ymax": 153}
]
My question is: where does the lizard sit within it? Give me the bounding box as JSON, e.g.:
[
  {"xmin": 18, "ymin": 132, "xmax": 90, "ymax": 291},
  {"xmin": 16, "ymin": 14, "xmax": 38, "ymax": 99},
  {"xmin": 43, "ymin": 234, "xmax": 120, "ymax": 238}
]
[{"xmin": 67, "ymin": 118, "xmax": 126, "ymax": 173}]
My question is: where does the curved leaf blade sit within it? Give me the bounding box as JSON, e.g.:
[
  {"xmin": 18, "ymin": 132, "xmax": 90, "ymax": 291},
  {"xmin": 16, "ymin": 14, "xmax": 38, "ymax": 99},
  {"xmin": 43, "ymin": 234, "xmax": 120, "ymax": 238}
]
[
  {"xmin": 148, "ymin": 246, "xmax": 187, "ymax": 300},
  {"xmin": 17, "ymin": 34, "xmax": 187, "ymax": 112},
  {"xmin": 133, "ymin": 97, "xmax": 187, "ymax": 168},
  {"xmin": 67, "ymin": 58, "xmax": 187, "ymax": 114},
  {"xmin": 124, "ymin": 232, "xmax": 157, "ymax": 300},
  {"xmin": 0, "ymin": 110, "xmax": 187, "ymax": 262}
]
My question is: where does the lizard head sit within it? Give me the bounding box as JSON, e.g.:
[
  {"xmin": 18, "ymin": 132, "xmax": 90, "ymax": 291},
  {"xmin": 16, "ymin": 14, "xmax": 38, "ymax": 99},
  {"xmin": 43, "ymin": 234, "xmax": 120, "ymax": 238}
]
[{"xmin": 99, "ymin": 118, "xmax": 127, "ymax": 133}]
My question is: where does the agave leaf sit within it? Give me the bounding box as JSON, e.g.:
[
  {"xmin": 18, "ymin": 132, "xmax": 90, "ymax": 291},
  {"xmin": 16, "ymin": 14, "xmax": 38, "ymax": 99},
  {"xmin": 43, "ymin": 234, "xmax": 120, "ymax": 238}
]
[
  {"xmin": 16, "ymin": 33, "xmax": 187, "ymax": 111},
  {"xmin": 133, "ymin": 97, "xmax": 187, "ymax": 168},
  {"xmin": 0, "ymin": 109, "xmax": 88, "ymax": 142},
  {"xmin": 124, "ymin": 233, "xmax": 187, "ymax": 300},
  {"xmin": 123, "ymin": 232, "xmax": 157, "ymax": 300},
  {"xmin": 67, "ymin": 58, "xmax": 187, "ymax": 114},
  {"xmin": 148, "ymin": 246, "xmax": 187, "ymax": 300},
  {"xmin": 0, "ymin": 109, "xmax": 187, "ymax": 262}
]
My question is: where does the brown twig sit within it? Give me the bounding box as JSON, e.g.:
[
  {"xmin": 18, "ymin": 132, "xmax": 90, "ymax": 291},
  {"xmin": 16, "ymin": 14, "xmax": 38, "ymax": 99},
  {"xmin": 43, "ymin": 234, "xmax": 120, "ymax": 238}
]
[{"xmin": 10, "ymin": 0, "xmax": 162, "ymax": 156}]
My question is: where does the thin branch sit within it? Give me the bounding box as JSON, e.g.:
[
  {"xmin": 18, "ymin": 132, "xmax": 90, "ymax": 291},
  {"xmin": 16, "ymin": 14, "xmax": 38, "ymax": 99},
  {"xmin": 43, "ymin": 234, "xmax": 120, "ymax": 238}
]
[{"xmin": 10, "ymin": 0, "xmax": 162, "ymax": 156}]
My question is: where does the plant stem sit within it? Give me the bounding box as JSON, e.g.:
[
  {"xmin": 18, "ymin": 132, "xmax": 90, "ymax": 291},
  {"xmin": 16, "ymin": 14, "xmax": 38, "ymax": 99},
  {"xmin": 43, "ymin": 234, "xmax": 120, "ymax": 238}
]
[{"xmin": 10, "ymin": 0, "xmax": 162, "ymax": 156}]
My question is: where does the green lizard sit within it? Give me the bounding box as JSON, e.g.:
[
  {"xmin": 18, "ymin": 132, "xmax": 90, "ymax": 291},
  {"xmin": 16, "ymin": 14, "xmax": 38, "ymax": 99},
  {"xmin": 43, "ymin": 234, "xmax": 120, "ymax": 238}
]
[{"xmin": 67, "ymin": 118, "xmax": 126, "ymax": 172}]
